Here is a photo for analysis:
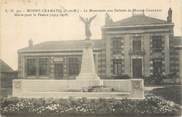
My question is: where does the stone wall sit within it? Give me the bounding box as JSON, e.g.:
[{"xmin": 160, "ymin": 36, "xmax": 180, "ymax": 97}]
[{"xmin": 13, "ymin": 79, "xmax": 144, "ymax": 99}]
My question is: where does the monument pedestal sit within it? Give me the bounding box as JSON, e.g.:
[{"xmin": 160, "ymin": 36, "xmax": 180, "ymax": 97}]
[{"xmin": 76, "ymin": 40, "xmax": 102, "ymax": 87}]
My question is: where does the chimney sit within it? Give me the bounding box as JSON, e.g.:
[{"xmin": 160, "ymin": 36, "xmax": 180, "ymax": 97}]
[
  {"xmin": 28, "ymin": 39, "xmax": 33, "ymax": 47},
  {"xmin": 167, "ymin": 8, "xmax": 172, "ymax": 23}
]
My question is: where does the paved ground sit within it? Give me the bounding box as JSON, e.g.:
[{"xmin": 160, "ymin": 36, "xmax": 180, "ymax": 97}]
[
  {"xmin": 144, "ymin": 84, "xmax": 182, "ymax": 92},
  {"xmin": 144, "ymin": 86, "xmax": 164, "ymax": 92}
]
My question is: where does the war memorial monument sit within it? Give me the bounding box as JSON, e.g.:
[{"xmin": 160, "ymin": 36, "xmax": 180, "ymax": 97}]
[{"xmin": 13, "ymin": 15, "xmax": 145, "ymax": 99}]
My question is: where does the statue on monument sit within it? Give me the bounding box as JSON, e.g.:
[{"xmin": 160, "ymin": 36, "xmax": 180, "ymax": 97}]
[
  {"xmin": 79, "ymin": 15, "xmax": 97, "ymax": 40},
  {"xmin": 77, "ymin": 14, "xmax": 100, "ymax": 82}
]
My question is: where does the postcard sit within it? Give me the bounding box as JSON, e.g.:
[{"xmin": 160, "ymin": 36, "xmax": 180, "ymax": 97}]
[{"xmin": 0, "ymin": 0, "xmax": 181, "ymax": 117}]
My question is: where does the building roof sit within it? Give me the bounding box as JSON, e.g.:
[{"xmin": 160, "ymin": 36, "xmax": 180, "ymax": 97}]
[
  {"xmin": 19, "ymin": 39, "xmax": 105, "ymax": 53},
  {"xmin": 108, "ymin": 15, "xmax": 167, "ymax": 27},
  {"xmin": 0, "ymin": 59, "xmax": 14, "ymax": 72}
]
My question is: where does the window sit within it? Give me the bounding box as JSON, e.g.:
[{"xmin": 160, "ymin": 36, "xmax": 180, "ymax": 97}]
[
  {"xmin": 153, "ymin": 59, "xmax": 162, "ymax": 75},
  {"xmin": 68, "ymin": 58, "xmax": 80, "ymax": 75},
  {"xmin": 113, "ymin": 59, "xmax": 122, "ymax": 75},
  {"xmin": 133, "ymin": 39, "xmax": 141, "ymax": 52},
  {"xmin": 39, "ymin": 58, "xmax": 48, "ymax": 76},
  {"xmin": 26, "ymin": 58, "xmax": 37, "ymax": 76},
  {"xmin": 112, "ymin": 37, "xmax": 122, "ymax": 54},
  {"xmin": 152, "ymin": 36, "xmax": 162, "ymax": 52},
  {"xmin": 54, "ymin": 63, "xmax": 63, "ymax": 79}
]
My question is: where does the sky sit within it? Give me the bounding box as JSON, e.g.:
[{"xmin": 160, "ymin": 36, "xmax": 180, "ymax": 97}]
[{"xmin": 0, "ymin": 0, "xmax": 182, "ymax": 70}]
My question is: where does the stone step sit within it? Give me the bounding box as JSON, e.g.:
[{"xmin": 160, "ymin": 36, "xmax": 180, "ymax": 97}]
[{"xmin": 16, "ymin": 92, "xmax": 130, "ymax": 99}]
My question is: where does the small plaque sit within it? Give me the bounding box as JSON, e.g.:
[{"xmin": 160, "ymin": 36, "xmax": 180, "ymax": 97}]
[
  {"xmin": 14, "ymin": 81, "xmax": 22, "ymax": 89},
  {"xmin": 132, "ymin": 80, "xmax": 142, "ymax": 89},
  {"xmin": 54, "ymin": 57, "xmax": 64, "ymax": 62}
]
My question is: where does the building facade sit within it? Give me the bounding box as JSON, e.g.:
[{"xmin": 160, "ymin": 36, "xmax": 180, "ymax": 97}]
[
  {"xmin": 172, "ymin": 36, "xmax": 182, "ymax": 82},
  {"xmin": 18, "ymin": 40, "xmax": 106, "ymax": 79},
  {"xmin": 18, "ymin": 8, "xmax": 181, "ymax": 80}
]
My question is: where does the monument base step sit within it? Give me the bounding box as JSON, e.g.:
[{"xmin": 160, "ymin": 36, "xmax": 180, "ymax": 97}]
[
  {"xmin": 14, "ymin": 92, "xmax": 130, "ymax": 99},
  {"xmin": 76, "ymin": 73, "xmax": 100, "ymax": 81}
]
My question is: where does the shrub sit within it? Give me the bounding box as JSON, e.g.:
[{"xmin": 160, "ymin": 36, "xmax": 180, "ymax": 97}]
[
  {"xmin": 144, "ymin": 74, "xmax": 166, "ymax": 85},
  {"xmin": 0, "ymin": 96, "xmax": 181, "ymax": 116},
  {"xmin": 144, "ymin": 72, "xmax": 178, "ymax": 85}
]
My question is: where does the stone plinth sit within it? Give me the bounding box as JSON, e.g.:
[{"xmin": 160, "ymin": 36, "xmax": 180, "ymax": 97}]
[
  {"xmin": 130, "ymin": 79, "xmax": 144, "ymax": 99},
  {"xmin": 12, "ymin": 92, "xmax": 130, "ymax": 99},
  {"xmin": 76, "ymin": 40, "xmax": 101, "ymax": 86},
  {"xmin": 13, "ymin": 79, "xmax": 144, "ymax": 99}
]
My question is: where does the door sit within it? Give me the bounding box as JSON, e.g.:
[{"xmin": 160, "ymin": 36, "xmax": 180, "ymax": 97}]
[
  {"xmin": 132, "ymin": 59, "xmax": 142, "ymax": 78},
  {"xmin": 54, "ymin": 63, "xmax": 63, "ymax": 79}
]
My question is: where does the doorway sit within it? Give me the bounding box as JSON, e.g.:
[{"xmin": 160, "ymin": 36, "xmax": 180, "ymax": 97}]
[{"xmin": 132, "ymin": 59, "xmax": 142, "ymax": 78}]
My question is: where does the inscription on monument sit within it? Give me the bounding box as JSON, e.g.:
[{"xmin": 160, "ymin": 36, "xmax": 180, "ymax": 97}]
[
  {"xmin": 132, "ymin": 80, "xmax": 142, "ymax": 89},
  {"xmin": 14, "ymin": 81, "xmax": 22, "ymax": 89}
]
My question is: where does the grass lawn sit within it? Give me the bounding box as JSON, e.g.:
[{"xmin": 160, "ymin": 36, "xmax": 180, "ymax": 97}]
[{"xmin": 149, "ymin": 85, "xmax": 182, "ymax": 105}]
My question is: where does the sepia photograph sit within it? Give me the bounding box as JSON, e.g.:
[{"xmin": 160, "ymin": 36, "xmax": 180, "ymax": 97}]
[{"xmin": 0, "ymin": 0, "xmax": 182, "ymax": 117}]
